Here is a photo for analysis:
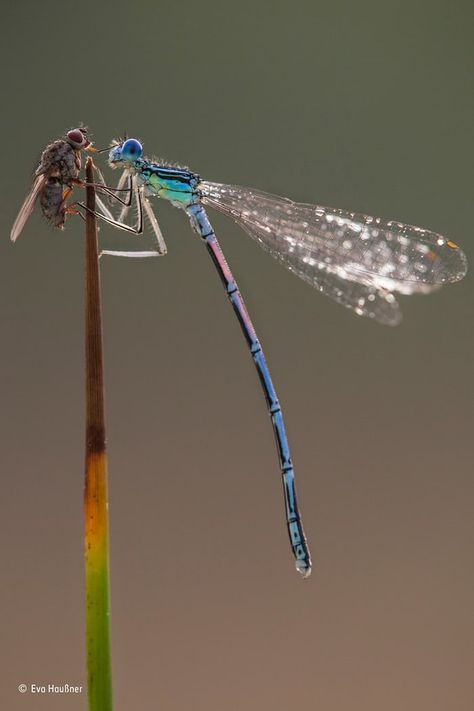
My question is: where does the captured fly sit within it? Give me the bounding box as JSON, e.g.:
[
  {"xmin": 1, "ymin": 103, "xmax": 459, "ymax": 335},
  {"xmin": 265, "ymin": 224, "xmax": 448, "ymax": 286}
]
[{"xmin": 11, "ymin": 127, "xmax": 94, "ymax": 242}]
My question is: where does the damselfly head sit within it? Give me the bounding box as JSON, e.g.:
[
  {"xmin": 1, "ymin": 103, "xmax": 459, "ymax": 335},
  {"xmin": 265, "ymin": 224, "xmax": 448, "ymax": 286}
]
[
  {"xmin": 66, "ymin": 128, "xmax": 90, "ymax": 149},
  {"xmin": 109, "ymin": 138, "xmax": 143, "ymax": 167}
]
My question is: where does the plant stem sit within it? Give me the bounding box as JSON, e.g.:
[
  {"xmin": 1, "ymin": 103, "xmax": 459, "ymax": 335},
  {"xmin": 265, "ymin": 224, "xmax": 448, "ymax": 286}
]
[{"xmin": 84, "ymin": 157, "xmax": 113, "ymax": 711}]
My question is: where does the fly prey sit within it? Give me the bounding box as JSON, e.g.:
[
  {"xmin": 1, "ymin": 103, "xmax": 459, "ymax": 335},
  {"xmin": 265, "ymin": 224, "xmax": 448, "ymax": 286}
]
[{"xmin": 11, "ymin": 127, "xmax": 94, "ymax": 242}]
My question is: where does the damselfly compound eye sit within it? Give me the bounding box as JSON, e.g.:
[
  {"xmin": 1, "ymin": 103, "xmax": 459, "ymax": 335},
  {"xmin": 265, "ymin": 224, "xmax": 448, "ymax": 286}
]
[{"xmin": 122, "ymin": 138, "xmax": 143, "ymax": 159}]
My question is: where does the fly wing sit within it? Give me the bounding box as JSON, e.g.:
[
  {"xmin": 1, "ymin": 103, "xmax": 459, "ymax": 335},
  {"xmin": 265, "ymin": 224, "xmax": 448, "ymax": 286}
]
[
  {"xmin": 10, "ymin": 174, "xmax": 47, "ymax": 242},
  {"xmin": 201, "ymin": 182, "xmax": 467, "ymax": 301}
]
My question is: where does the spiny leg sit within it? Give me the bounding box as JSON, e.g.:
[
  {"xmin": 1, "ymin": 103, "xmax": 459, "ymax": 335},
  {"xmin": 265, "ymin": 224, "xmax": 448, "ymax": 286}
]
[
  {"xmin": 186, "ymin": 202, "xmax": 312, "ymax": 577},
  {"xmin": 89, "ymin": 168, "xmax": 133, "ymax": 220},
  {"xmin": 76, "ymin": 185, "xmax": 165, "ymax": 258},
  {"xmin": 76, "ymin": 183, "xmax": 143, "ymax": 235},
  {"xmin": 72, "ymin": 173, "xmax": 133, "ymax": 208},
  {"xmin": 92, "ymin": 170, "xmax": 132, "ymax": 222},
  {"xmin": 72, "ymin": 167, "xmax": 167, "ymax": 257},
  {"xmin": 98, "ymin": 175, "xmax": 167, "ymax": 256},
  {"xmin": 143, "ymin": 193, "xmax": 167, "ymax": 255},
  {"xmin": 91, "ymin": 167, "xmax": 133, "ymax": 212},
  {"xmin": 92, "ymin": 169, "xmax": 167, "ymax": 254},
  {"xmin": 60, "ymin": 168, "xmax": 135, "ymax": 230},
  {"xmin": 116, "ymin": 171, "xmax": 133, "ymax": 222}
]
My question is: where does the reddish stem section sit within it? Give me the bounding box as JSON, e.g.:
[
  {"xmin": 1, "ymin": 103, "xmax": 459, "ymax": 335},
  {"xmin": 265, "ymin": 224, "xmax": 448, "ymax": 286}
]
[{"xmin": 85, "ymin": 157, "xmax": 106, "ymax": 454}]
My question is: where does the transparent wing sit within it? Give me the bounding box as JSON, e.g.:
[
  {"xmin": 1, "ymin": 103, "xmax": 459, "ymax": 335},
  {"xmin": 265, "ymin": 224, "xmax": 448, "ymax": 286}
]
[
  {"xmin": 201, "ymin": 182, "xmax": 467, "ymax": 317},
  {"xmin": 10, "ymin": 174, "xmax": 47, "ymax": 242},
  {"xmin": 280, "ymin": 253, "xmax": 402, "ymax": 325}
]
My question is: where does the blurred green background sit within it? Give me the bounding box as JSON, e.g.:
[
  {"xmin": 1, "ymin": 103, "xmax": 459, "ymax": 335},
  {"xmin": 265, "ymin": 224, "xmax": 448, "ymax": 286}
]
[{"xmin": 0, "ymin": 1, "xmax": 472, "ymax": 709}]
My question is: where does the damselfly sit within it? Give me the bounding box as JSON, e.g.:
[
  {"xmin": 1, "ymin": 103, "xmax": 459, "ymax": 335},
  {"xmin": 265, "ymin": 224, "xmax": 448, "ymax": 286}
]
[{"xmin": 92, "ymin": 138, "xmax": 467, "ymax": 577}]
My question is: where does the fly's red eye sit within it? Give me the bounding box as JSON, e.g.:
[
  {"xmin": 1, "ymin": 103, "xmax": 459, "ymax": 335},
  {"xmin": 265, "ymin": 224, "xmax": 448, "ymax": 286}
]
[{"xmin": 67, "ymin": 129, "xmax": 86, "ymax": 145}]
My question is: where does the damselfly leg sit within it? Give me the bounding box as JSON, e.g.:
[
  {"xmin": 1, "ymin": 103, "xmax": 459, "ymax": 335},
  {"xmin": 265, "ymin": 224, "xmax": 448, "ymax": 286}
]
[{"xmin": 80, "ymin": 170, "xmax": 167, "ymax": 256}]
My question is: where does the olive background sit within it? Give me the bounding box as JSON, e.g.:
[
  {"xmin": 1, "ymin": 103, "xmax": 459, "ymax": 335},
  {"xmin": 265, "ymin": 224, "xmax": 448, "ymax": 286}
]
[{"xmin": 0, "ymin": 1, "xmax": 472, "ymax": 709}]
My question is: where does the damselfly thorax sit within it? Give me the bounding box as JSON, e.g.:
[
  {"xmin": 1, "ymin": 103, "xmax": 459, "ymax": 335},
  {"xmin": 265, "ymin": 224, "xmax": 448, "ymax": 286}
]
[{"xmin": 112, "ymin": 156, "xmax": 201, "ymax": 207}]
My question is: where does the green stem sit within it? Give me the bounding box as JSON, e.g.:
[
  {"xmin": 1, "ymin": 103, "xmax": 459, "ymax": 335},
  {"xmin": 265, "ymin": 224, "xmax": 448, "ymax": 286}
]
[{"xmin": 84, "ymin": 156, "xmax": 113, "ymax": 711}]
